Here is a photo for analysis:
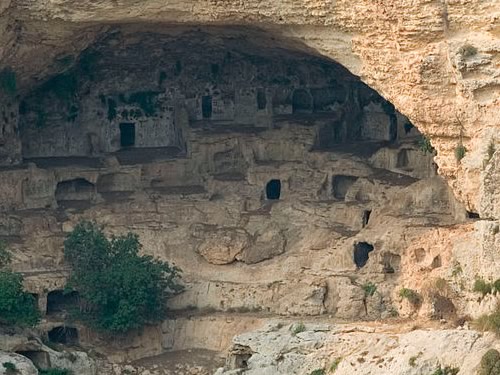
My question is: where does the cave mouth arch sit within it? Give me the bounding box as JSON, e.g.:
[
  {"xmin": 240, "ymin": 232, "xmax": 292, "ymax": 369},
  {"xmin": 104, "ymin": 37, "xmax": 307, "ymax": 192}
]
[
  {"xmin": 18, "ymin": 25, "xmax": 420, "ymax": 163},
  {"xmin": 354, "ymin": 242, "xmax": 374, "ymax": 268}
]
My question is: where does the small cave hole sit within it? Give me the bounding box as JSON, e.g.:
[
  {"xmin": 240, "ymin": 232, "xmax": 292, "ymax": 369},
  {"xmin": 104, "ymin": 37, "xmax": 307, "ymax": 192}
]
[
  {"xmin": 362, "ymin": 210, "xmax": 372, "ymax": 228},
  {"xmin": 354, "ymin": 242, "xmax": 374, "ymax": 268},
  {"xmin": 202, "ymin": 95, "xmax": 213, "ymax": 119},
  {"xmin": 16, "ymin": 351, "xmax": 50, "ymax": 369},
  {"xmin": 431, "ymin": 255, "xmax": 442, "ymax": 269},
  {"xmin": 332, "ymin": 175, "xmax": 358, "ymax": 200},
  {"xmin": 119, "ymin": 122, "xmax": 136, "ymax": 147},
  {"xmin": 46, "ymin": 290, "xmax": 79, "ymax": 315},
  {"xmin": 431, "ymin": 295, "xmax": 456, "ymax": 320},
  {"xmin": 256, "ymin": 88, "xmax": 267, "ymax": 110},
  {"xmin": 292, "ymin": 89, "xmax": 313, "ymax": 113},
  {"xmin": 55, "ymin": 178, "xmax": 95, "ymax": 203},
  {"xmin": 467, "ymin": 211, "xmax": 480, "ymax": 219},
  {"xmin": 48, "ymin": 326, "xmax": 79, "ymax": 345},
  {"xmin": 266, "ymin": 179, "xmax": 281, "ymax": 200}
]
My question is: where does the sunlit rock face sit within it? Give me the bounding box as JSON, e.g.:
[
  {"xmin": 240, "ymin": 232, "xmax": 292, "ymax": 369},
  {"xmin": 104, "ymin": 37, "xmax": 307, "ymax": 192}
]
[
  {"xmin": 0, "ymin": 1, "xmax": 498, "ymax": 373},
  {"xmin": 1, "ymin": 26, "xmax": 468, "ymax": 337}
]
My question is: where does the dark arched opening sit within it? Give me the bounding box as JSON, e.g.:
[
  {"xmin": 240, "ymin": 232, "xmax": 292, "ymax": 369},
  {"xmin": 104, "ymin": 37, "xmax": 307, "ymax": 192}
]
[
  {"xmin": 266, "ymin": 179, "xmax": 281, "ymax": 200},
  {"xmin": 48, "ymin": 326, "xmax": 79, "ymax": 345},
  {"xmin": 354, "ymin": 242, "xmax": 374, "ymax": 268},
  {"xmin": 332, "ymin": 175, "xmax": 358, "ymax": 200},
  {"xmin": 46, "ymin": 290, "xmax": 79, "ymax": 315},
  {"xmin": 55, "ymin": 178, "xmax": 95, "ymax": 203}
]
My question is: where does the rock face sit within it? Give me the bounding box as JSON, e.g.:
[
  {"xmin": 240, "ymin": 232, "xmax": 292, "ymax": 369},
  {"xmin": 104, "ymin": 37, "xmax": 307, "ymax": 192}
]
[
  {"xmin": 215, "ymin": 321, "xmax": 500, "ymax": 375},
  {"xmin": 0, "ymin": 1, "xmax": 498, "ymax": 373},
  {"xmin": 0, "ymin": 0, "xmax": 498, "ymax": 211}
]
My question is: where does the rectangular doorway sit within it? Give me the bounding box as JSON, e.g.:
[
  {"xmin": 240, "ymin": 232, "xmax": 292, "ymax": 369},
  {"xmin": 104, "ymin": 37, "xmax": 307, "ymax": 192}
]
[{"xmin": 120, "ymin": 123, "xmax": 135, "ymax": 147}]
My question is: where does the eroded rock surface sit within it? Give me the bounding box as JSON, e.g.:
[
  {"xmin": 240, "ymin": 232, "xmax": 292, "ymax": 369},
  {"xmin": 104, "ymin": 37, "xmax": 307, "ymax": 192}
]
[{"xmin": 216, "ymin": 322, "xmax": 499, "ymax": 375}]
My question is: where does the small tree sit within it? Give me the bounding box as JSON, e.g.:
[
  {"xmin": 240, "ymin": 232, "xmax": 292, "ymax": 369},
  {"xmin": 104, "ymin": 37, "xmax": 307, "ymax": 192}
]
[
  {"xmin": 64, "ymin": 221, "xmax": 183, "ymax": 333},
  {"xmin": 0, "ymin": 243, "xmax": 40, "ymax": 327}
]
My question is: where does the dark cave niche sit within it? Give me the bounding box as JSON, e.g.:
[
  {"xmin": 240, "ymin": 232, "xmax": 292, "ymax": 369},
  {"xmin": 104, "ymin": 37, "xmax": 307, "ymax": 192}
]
[
  {"xmin": 46, "ymin": 289, "xmax": 79, "ymax": 315},
  {"xmin": 17, "ymin": 26, "xmax": 418, "ymax": 166},
  {"xmin": 354, "ymin": 242, "xmax": 374, "ymax": 268},
  {"xmin": 332, "ymin": 175, "xmax": 358, "ymax": 200},
  {"xmin": 266, "ymin": 179, "xmax": 281, "ymax": 200},
  {"xmin": 48, "ymin": 326, "xmax": 79, "ymax": 345},
  {"xmin": 16, "ymin": 351, "xmax": 50, "ymax": 369},
  {"xmin": 55, "ymin": 178, "xmax": 95, "ymax": 203}
]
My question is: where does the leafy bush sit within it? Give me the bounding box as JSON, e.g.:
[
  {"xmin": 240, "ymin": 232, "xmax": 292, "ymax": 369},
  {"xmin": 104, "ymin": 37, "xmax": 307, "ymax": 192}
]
[
  {"xmin": 473, "ymin": 278, "xmax": 493, "ymax": 297},
  {"xmin": 3, "ymin": 362, "xmax": 17, "ymax": 373},
  {"xmin": 478, "ymin": 349, "xmax": 500, "ymax": 375},
  {"xmin": 64, "ymin": 221, "xmax": 183, "ymax": 333},
  {"xmin": 0, "ymin": 244, "xmax": 40, "ymax": 327},
  {"xmin": 418, "ymin": 136, "xmax": 434, "ymax": 154},
  {"xmin": 399, "ymin": 288, "xmax": 421, "ymax": 305},
  {"xmin": 0, "ymin": 271, "xmax": 41, "ymax": 326},
  {"xmin": 455, "ymin": 143, "xmax": 467, "ymax": 162},
  {"xmin": 329, "ymin": 358, "xmax": 341, "ymax": 372},
  {"xmin": 362, "ymin": 282, "xmax": 377, "ymax": 297},
  {"xmin": 474, "ymin": 308, "xmax": 500, "ymax": 336},
  {"xmin": 309, "ymin": 369, "xmax": 325, "ymax": 375},
  {"xmin": 38, "ymin": 368, "xmax": 72, "ymax": 375},
  {"xmin": 291, "ymin": 322, "xmax": 306, "ymax": 335},
  {"xmin": 0, "ymin": 68, "xmax": 16, "ymax": 97},
  {"xmin": 458, "ymin": 44, "xmax": 478, "ymax": 57}
]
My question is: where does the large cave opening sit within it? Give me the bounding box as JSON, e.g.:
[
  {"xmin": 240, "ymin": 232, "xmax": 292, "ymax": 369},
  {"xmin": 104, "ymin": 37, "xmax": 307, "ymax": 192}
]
[{"xmin": 2, "ymin": 25, "xmax": 467, "ymax": 373}]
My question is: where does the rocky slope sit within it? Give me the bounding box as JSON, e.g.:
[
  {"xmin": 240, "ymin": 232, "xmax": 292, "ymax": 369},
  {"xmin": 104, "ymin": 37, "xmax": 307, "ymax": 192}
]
[{"xmin": 215, "ymin": 321, "xmax": 500, "ymax": 375}]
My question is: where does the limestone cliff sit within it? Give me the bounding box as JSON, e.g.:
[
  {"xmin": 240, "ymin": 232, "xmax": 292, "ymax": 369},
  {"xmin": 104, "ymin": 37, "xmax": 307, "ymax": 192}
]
[
  {"xmin": 0, "ymin": 1, "xmax": 499, "ymax": 375},
  {"xmin": 0, "ymin": 0, "xmax": 499, "ymax": 212}
]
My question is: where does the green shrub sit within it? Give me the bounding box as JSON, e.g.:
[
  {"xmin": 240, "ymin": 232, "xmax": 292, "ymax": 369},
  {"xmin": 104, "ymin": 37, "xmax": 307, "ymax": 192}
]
[
  {"xmin": 64, "ymin": 221, "xmax": 183, "ymax": 333},
  {"xmin": 474, "ymin": 308, "xmax": 500, "ymax": 336},
  {"xmin": 0, "ymin": 68, "xmax": 16, "ymax": 97},
  {"xmin": 41, "ymin": 73, "xmax": 78, "ymax": 102},
  {"xmin": 473, "ymin": 278, "xmax": 493, "ymax": 297},
  {"xmin": 455, "ymin": 143, "xmax": 467, "ymax": 162},
  {"xmin": 458, "ymin": 44, "xmax": 478, "ymax": 57},
  {"xmin": 0, "ymin": 241, "xmax": 12, "ymax": 268},
  {"xmin": 329, "ymin": 358, "xmax": 341, "ymax": 372},
  {"xmin": 310, "ymin": 369, "xmax": 325, "ymax": 375},
  {"xmin": 399, "ymin": 288, "xmax": 421, "ymax": 305},
  {"xmin": 478, "ymin": 349, "xmax": 500, "ymax": 375},
  {"xmin": 0, "ymin": 271, "xmax": 41, "ymax": 326},
  {"xmin": 362, "ymin": 282, "xmax": 377, "ymax": 297},
  {"xmin": 38, "ymin": 368, "xmax": 72, "ymax": 375},
  {"xmin": 418, "ymin": 136, "xmax": 434, "ymax": 154},
  {"xmin": 3, "ymin": 362, "xmax": 17, "ymax": 373},
  {"xmin": 0, "ymin": 245, "xmax": 40, "ymax": 327},
  {"xmin": 431, "ymin": 365, "xmax": 460, "ymax": 375},
  {"xmin": 291, "ymin": 322, "xmax": 306, "ymax": 335}
]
